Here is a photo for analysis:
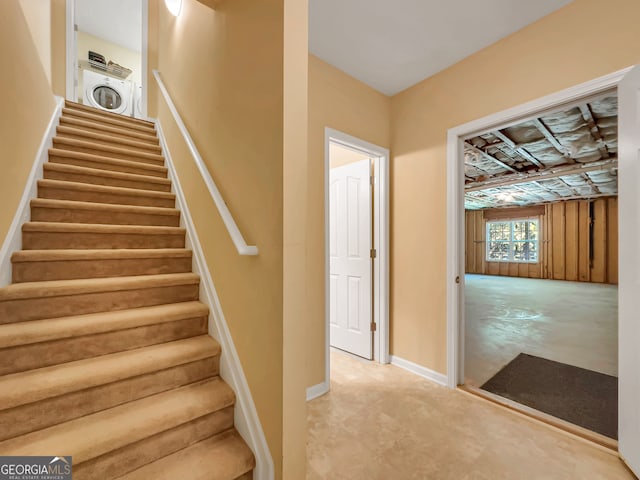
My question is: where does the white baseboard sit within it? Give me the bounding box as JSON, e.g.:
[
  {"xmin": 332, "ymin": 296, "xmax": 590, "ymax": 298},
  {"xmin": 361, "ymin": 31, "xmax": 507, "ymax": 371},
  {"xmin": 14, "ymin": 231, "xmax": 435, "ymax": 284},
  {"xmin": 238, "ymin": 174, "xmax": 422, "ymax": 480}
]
[
  {"xmin": 0, "ymin": 96, "xmax": 64, "ymax": 287},
  {"xmin": 306, "ymin": 381, "xmax": 329, "ymax": 401},
  {"xmin": 156, "ymin": 120, "xmax": 273, "ymax": 480},
  {"xmin": 390, "ymin": 355, "xmax": 448, "ymax": 387}
]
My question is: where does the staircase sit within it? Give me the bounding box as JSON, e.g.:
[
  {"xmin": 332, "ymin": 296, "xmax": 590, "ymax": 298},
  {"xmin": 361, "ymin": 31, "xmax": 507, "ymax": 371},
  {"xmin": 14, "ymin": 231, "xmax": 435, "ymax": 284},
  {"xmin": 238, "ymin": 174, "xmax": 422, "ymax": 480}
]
[{"xmin": 0, "ymin": 101, "xmax": 255, "ymax": 480}]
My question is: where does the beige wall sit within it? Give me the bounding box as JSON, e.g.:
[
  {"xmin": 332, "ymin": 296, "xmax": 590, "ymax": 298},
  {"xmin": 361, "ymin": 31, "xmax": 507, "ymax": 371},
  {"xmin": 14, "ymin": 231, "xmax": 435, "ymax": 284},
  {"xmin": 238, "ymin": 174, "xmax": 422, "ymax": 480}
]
[
  {"xmin": 306, "ymin": 54, "xmax": 391, "ymax": 387},
  {"xmin": 152, "ymin": 0, "xmax": 286, "ymax": 476},
  {"xmin": 390, "ymin": 0, "xmax": 640, "ymax": 375},
  {"xmin": 77, "ymin": 30, "xmax": 142, "ymax": 91},
  {"xmin": 19, "ymin": 0, "xmax": 52, "ymax": 85},
  {"xmin": 329, "ymin": 143, "xmax": 369, "ymax": 169},
  {"xmin": 283, "ymin": 1, "xmax": 309, "ymax": 476},
  {"xmin": 50, "ymin": 0, "xmax": 66, "ymax": 97},
  {"xmin": 0, "ymin": 1, "xmax": 55, "ymax": 245}
]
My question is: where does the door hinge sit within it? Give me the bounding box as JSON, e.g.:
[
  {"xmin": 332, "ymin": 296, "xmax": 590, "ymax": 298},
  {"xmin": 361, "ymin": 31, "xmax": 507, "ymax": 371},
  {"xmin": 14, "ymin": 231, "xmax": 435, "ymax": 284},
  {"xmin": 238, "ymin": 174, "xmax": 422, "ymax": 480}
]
[
  {"xmin": 370, "ymin": 248, "xmax": 377, "ymax": 259},
  {"xmin": 370, "ymin": 175, "xmax": 375, "ymax": 186},
  {"xmin": 370, "ymin": 322, "xmax": 377, "ymax": 332},
  {"xmin": 74, "ymin": 23, "xmax": 79, "ymax": 32}
]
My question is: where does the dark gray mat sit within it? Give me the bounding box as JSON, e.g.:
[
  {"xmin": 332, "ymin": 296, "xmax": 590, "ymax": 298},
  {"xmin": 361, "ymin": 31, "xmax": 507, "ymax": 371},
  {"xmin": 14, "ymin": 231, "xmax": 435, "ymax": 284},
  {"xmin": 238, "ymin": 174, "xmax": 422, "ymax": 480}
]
[{"xmin": 481, "ymin": 353, "xmax": 618, "ymax": 439}]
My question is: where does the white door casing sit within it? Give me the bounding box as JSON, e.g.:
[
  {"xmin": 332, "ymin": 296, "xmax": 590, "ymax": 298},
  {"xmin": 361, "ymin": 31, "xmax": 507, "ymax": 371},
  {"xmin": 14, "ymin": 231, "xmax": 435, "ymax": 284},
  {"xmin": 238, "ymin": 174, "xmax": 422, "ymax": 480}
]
[
  {"xmin": 329, "ymin": 158, "xmax": 373, "ymax": 359},
  {"xmin": 618, "ymin": 65, "xmax": 640, "ymax": 477}
]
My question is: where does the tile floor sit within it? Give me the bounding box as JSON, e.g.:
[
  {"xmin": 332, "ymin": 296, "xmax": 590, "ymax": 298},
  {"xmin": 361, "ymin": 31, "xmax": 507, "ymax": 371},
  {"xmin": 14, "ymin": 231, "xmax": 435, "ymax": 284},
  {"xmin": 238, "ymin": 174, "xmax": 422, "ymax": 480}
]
[{"xmin": 306, "ymin": 350, "xmax": 633, "ymax": 480}]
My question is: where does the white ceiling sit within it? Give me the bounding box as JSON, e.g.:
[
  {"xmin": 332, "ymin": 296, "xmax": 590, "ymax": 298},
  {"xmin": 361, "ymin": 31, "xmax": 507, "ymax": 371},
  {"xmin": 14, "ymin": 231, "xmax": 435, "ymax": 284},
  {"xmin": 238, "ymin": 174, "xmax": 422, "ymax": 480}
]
[
  {"xmin": 309, "ymin": 0, "xmax": 572, "ymax": 96},
  {"xmin": 76, "ymin": 0, "xmax": 142, "ymax": 53}
]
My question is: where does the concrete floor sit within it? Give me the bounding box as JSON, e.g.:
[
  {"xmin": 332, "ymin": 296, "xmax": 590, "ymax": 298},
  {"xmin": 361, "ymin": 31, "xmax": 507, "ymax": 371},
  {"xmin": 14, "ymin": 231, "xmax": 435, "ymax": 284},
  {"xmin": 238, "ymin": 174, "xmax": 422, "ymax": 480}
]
[
  {"xmin": 464, "ymin": 274, "xmax": 618, "ymax": 386},
  {"xmin": 307, "ymin": 351, "xmax": 632, "ymax": 479}
]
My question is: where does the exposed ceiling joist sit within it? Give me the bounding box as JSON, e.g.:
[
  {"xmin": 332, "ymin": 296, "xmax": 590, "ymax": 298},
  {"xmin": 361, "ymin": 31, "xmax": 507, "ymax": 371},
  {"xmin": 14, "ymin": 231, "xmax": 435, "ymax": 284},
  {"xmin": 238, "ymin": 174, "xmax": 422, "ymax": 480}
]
[
  {"xmin": 531, "ymin": 118, "xmax": 569, "ymax": 157},
  {"xmin": 465, "ymin": 142, "xmax": 520, "ymax": 174},
  {"xmin": 465, "ymin": 157, "xmax": 617, "ymax": 192},
  {"xmin": 578, "ymin": 104, "xmax": 610, "ymax": 159},
  {"xmin": 491, "ymin": 130, "xmax": 545, "ymax": 168}
]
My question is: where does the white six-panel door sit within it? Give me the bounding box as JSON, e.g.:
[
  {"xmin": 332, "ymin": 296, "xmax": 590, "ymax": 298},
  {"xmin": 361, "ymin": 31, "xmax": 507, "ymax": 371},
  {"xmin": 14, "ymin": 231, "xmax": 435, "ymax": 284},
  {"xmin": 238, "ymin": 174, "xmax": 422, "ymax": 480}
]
[
  {"xmin": 329, "ymin": 158, "xmax": 373, "ymax": 359},
  {"xmin": 618, "ymin": 65, "xmax": 640, "ymax": 477}
]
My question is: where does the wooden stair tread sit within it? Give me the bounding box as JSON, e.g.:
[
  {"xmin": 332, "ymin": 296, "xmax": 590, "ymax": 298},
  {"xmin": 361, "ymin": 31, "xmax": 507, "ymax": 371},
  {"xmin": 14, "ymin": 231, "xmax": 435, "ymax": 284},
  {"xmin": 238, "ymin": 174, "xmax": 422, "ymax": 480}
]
[
  {"xmin": 59, "ymin": 116, "xmax": 159, "ymax": 144},
  {"xmin": 0, "ymin": 335, "xmax": 220, "ymax": 410},
  {"xmin": 118, "ymin": 430, "xmax": 255, "ymax": 480},
  {"xmin": 0, "ymin": 272, "xmax": 198, "ymax": 301},
  {"xmin": 44, "ymin": 162, "xmax": 171, "ymax": 186},
  {"xmin": 48, "ymin": 148, "xmax": 168, "ymax": 174},
  {"xmin": 0, "ymin": 378, "xmax": 234, "ymax": 464},
  {"xmin": 22, "ymin": 221, "xmax": 184, "ymax": 235},
  {"xmin": 53, "ymin": 136, "xmax": 165, "ymax": 164},
  {"xmin": 65, "ymin": 100, "xmax": 155, "ymax": 128},
  {"xmin": 61, "ymin": 108, "xmax": 156, "ymax": 134},
  {"xmin": 57, "ymin": 125, "xmax": 162, "ymax": 153},
  {"xmin": 38, "ymin": 179, "xmax": 175, "ymax": 199},
  {"xmin": 31, "ymin": 198, "xmax": 180, "ymax": 217},
  {"xmin": 0, "ymin": 301, "xmax": 207, "ymax": 349}
]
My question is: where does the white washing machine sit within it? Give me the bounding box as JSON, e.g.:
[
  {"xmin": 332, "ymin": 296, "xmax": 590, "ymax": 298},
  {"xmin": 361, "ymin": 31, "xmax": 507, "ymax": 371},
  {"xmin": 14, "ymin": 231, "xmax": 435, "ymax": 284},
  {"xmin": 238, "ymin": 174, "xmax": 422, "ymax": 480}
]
[
  {"xmin": 83, "ymin": 70, "xmax": 133, "ymax": 117},
  {"xmin": 132, "ymin": 83, "xmax": 144, "ymax": 119}
]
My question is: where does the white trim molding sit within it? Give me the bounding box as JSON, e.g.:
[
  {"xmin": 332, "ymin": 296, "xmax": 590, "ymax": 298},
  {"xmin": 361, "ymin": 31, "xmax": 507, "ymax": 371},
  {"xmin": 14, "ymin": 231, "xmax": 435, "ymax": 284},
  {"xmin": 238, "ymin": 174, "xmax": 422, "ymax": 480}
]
[
  {"xmin": 0, "ymin": 96, "xmax": 64, "ymax": 287},
  {"xmin": 446, "ymin": 66, "xmax": 633, "ymax": 389},
  {"xmin": 156, "ymin": 120, "xmax": 273, "ymax": 480},
  {"xmin": 390, "ymin": 355, "xmax": 448, "ymax": 387},
  {"xmin": 306, "ymin": 381, "xmax": 330, "ymax": 402},
  {"xmin": 318, "ymin": 128, "xmax": 390, "ymax": 400},
  {"xmin": 153, "ymin": 70, "xmax": 258, "ymax": 256}
]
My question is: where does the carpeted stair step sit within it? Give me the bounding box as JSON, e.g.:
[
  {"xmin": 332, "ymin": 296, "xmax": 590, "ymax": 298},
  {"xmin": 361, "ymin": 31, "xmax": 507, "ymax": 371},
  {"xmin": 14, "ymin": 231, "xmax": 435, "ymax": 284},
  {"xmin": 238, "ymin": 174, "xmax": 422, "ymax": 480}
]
[
  {"xmin": 0, "ymin": 302, "xmax": 209, "ymax": 375},
  {"xmin": 0, "ymin": 335, "xmax": 219, "ymax": 440},
  {"xmin": 12, "ymin": 248, "xmax": 192, "ymax": 282},
  {"xmin": 0, "ymin": 273, "xmax": 199, "ymax": 323},
  {"xmin": 0, "ymin": 378, "xmax": 235, "ymax": 480},
  {"xmin": 30, "ymin": 198, "xmax": 181, "ymax": 227},
  {"xmin": 61, "ymin": 107, "xmax": 156, "ymax": 135},
  {"xmin": 43, "ymin": 163, "xmax": 172, "ymax": 192},
  {"xmin": 22, "ymin": 222, "xmax": 185, "ymax": 250},
  {"xmin": 38, "ymin": 179, "xmax": 175, "ymax": 207},
  {"xmin": 53, "ymin": 136, "xmax": 165, "ymax": 166},
  {"xmin": 48, "ymin": 149, "xmax": 168, "ymax": 178},
  {"xmin": 65, "ymin": 100, "xmax": 155, "ymax": 129},
  {"xmin": 57, "ymin": 125, "xmax": 162, "ymax": 154},
  {"xmin": 117, "ymin": 429, "xmax": 255, "ymax": 480},
  {"xmin": 59, "ymin": 116, "xmax": 159, "ymax": 145}
]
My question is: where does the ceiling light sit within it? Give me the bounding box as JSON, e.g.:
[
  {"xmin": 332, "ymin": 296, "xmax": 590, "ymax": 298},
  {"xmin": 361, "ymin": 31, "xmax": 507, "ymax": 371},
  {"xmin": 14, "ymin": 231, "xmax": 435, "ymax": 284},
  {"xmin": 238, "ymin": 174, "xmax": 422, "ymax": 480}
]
[{"xmin": 165, "ymin": 0, "xmax": 182, "ymax": 16}]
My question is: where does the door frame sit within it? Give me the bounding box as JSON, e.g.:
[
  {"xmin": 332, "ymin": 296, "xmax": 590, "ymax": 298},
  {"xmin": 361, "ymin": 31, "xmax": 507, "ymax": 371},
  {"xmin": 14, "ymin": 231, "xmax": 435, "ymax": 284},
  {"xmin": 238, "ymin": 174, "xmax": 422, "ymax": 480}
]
[
  {"xmin": 322, "ymin": 128, "xmax": 390, "ymax": 384},
  {"xmin": 65, "ymin": 0, "xmax": 149, "ymax": 117},
  {"xmin": 446, "ymin": 66, "xmax": 632, "ymax": 390}
]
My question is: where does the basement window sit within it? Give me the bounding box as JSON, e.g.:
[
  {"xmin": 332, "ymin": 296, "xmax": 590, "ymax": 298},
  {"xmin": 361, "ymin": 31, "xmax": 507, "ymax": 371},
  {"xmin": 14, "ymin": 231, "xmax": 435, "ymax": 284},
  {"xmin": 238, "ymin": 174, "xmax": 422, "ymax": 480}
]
[{"xmin": 486, "ymin": 219, "xmax": 539, "ymax": 263}]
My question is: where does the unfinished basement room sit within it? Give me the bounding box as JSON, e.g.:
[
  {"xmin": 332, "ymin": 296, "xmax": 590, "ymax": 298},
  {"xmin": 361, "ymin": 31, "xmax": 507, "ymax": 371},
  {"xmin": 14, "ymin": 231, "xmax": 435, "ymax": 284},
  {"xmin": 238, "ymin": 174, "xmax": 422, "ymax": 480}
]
[{"xmin": 462, "ymin": 94, "xmax": 619, "ymax": 446}]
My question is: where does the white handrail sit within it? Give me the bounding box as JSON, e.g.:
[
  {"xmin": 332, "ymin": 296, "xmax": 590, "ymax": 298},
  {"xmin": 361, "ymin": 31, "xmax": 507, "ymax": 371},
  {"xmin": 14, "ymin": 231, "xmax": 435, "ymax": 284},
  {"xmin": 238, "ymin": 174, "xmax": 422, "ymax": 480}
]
[{"xmin": 152, "ymin": 70, "xmax": 258, "ymax": 256}]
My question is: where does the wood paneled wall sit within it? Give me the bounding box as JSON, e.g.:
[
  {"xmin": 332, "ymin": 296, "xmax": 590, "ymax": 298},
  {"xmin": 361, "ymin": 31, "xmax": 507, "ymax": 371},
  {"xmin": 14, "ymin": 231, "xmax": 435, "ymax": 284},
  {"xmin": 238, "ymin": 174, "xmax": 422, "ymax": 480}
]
[{"xmin": 465, "ymin": 197, "xmax": 618, "ymax": 284}]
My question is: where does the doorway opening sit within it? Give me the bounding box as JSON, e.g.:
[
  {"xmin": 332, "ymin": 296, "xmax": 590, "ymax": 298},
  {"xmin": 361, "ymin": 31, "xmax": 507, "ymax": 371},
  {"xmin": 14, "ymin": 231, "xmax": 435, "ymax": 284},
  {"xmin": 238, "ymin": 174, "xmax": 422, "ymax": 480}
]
[
  {"xmin": 315, "ymin": 128, "xmax": 389, "ymax": 398},
  {"xmin": 66, "ymin": 0, "xmax": 148, "ymax": 119},
  {"xmin": 446, "ymin": 68, "xmax": 635, "ymax": 453}
]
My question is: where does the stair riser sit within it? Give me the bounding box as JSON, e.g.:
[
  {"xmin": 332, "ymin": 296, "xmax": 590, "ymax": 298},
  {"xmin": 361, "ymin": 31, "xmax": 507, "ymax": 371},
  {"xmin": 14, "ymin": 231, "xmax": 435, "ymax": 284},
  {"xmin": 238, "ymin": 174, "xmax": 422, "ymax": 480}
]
[
  {"xmin": 48, "ymin": 154, "xmax": 168, "ymax": 179},
  {"xmin": 0, "ymin": 317, "xmax": 208, "ymax": 375},
  {"xmin": 43, "ymin": 168, "xmax": 171, "ymax": 192},
  {"xmin": 52, "ymin": 139, "xmax": 164, "ymax": 166},
  {"xmin": 59, "ymin": 118, "xmax": 159, "ymax": 145},
  {"xmin": 0, "ymin": 283, "xmax": 199, "ymax": 323},
  {"xmin": 38, "ymin": 184, "xmax": 175, "ymax": 208},
  {"xmin": 62, "ymin": 109, "xmax": 156, "ymax": 135},
  {"xmin": 56, "ymin": 129, "xmax": 162, "ymax": 154},
  {"xmin": 31, "ymin": 206, "xmax": 181, "ymax": 227},
  {"xmin": 0, "ymin": 357, "xmax": 218, "ymax": 442},
  {"xmin": 64, "ymin": 105, "xmax": 155, "ymax": 129},
  {"xmin": 13, "ymin": 256, "xmax": 193, "ymax": 283},
  {"xmin": 74, "ymin": 408, "xmax": 234, "ymax": 480},
  {"xmin": 23, "ymin": 231, "xmax": 185, "ymax": 250}
]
